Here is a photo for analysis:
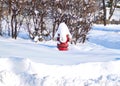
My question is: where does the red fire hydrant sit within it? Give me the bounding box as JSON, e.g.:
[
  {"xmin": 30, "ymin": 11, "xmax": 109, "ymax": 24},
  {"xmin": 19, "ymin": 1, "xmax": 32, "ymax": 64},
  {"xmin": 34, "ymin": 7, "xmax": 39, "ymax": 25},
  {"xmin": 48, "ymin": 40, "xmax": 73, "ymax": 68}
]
[
  {"xmin": 54, "ymin": 22, "xmax": 72, "ymax": 51},
  {"xmin": 57, "ymin": 34, "xmax": 70, "ymax": 51}
]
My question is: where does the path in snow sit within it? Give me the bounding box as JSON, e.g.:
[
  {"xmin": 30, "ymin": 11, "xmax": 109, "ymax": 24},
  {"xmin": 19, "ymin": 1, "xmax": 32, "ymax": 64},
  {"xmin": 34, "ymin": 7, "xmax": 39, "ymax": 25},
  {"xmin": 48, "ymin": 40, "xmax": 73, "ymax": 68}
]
[{"xmin": 0, "ymin": 36, "xmax": 120, "ymax": 65}]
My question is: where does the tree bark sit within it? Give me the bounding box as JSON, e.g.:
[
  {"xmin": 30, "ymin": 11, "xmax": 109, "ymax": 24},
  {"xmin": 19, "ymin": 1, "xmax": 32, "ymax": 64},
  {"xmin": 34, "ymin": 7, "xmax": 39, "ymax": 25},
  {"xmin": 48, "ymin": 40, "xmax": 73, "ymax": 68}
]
[{"xmin": 102, "ymin": 0, "xmax": 106, "ymax": 26}]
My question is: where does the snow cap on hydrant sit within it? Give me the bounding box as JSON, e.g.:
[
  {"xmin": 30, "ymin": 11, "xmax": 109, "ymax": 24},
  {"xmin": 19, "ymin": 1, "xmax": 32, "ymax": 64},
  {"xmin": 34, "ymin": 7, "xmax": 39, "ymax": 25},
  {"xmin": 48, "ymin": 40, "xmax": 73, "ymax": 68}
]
[{"xmin": 54, "ymin": 22, "xmax": 72, "ymax": 51}]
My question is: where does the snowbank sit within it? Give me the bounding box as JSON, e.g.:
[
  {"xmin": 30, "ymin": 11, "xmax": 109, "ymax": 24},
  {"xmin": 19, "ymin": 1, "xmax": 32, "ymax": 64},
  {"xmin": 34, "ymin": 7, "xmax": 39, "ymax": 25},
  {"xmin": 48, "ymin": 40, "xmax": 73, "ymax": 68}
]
[{"xmin": 0, "ymin": 57, "xmax": 120, "ymax": 86}]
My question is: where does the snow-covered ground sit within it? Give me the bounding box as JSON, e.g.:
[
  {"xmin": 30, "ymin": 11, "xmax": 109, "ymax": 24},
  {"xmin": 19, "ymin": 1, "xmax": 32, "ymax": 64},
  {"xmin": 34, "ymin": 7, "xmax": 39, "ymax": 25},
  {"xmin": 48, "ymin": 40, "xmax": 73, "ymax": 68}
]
[{"xmin": 0, "ymin": 24, "xmax": 120, "ymax": 86}]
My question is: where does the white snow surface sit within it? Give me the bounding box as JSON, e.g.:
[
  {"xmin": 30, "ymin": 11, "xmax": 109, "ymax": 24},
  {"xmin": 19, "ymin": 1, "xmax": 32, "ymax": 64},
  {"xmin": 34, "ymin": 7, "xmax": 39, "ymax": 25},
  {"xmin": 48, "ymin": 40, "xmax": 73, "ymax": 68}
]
[
  {"xmin": 0, "ymin": 24, "xmax": 120, "ymax": 86},
  {"xmin": 54, "ymin": 22, "xmax": 72, "ymax": 43},
  {"xmin": 107, "ymin": 8, "xmax": 120, "ymax": 21}
]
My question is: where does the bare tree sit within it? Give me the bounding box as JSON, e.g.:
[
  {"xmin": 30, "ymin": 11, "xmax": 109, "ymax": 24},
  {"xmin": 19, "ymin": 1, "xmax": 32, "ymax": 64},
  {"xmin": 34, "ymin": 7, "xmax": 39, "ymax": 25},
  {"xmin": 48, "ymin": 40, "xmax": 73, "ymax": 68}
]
[
  {"xmin": 108, "ymin": 0, "xmax": 119, "ymax": 20},
  {"xmin": 10, "ymin": 0, "xmax": 20, "ymax": 39},
  {"xmin": 102, "ymin": 0, "xmax": 120, "ymax": 25},
  {"xmin": 28, "ymin": 0, "xmax": 50, "ymax": 41},
  {"xmin": 50, "ymin": 0, "xmax": 62, "ymax": 38}
]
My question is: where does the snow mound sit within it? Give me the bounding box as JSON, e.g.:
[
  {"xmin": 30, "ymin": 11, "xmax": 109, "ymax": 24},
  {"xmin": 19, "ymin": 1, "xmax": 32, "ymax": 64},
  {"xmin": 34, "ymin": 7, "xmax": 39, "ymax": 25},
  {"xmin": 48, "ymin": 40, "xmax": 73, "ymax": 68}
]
[{"xmin": 0, "ymin": 57, "xmax": 120, "ymax": 86}]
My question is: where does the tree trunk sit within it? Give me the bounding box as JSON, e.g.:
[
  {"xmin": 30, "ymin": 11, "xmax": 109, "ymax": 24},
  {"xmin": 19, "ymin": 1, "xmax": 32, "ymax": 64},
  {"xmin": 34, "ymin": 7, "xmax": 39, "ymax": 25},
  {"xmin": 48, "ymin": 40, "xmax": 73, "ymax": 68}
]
[
  {"xmin": 52, "ymin": 22, "xmax": 56, "ymax": 38},
  {"xmin": 0, "ymin": 1, "xmax": 2, "ymax": 36},
  {"xmin": 108, "ymin": 0, "xmax": 117, "ymax": 20},
  {"xmin": 102, "ymin": 0, "xmax": 106, "ymax": 26},
  {"xmin": 40, "ymin": 14, "xmax": 44, "ymax": 34},
  {"xmin": 11, "ymin": 15, "xmax": 14, "ymax": 38},
  {"xmin": 11, "ymin": 14, "xmax": 18, "ymax": 39}
]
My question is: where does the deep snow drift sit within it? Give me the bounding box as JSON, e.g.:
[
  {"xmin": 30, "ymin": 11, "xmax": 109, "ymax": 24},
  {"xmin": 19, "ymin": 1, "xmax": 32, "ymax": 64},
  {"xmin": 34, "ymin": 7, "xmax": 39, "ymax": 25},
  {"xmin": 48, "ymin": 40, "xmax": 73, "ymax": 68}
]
[{"xmin": 0, "ymin": 24, "xmax": 120, "ymax": 86}]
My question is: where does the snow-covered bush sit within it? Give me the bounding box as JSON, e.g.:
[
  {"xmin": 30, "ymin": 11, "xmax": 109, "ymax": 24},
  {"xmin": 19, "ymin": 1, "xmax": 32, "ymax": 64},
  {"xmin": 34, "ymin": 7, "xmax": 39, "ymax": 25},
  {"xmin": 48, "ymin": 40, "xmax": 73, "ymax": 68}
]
[
  {"xmin": 0, "ymin": 0, "xmax": 97, "ymax": 43},
  {"xmin": 49, "ymin": 0, "xmax": 97, "ymax": 43}
]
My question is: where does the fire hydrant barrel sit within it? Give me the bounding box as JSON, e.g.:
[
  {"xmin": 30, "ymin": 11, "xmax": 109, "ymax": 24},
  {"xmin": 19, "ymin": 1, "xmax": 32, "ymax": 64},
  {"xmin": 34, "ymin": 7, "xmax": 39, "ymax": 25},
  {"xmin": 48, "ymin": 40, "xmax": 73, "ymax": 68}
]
[{"xmin": 57, "ymin": 42, "xmax": 68, "ymax": 51}]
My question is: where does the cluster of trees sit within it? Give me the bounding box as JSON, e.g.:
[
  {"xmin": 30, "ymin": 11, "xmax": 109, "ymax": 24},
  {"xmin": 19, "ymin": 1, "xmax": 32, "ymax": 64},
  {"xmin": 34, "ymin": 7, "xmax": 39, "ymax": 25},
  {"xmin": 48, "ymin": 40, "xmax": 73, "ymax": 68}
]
[
  {"xmin": 96, "ymin": 0, "xmax": 120, "ymax": 25},
  {"xmin": 102, "ymin": 0, "xmax": 120, "ymax": 25},
  {"xmin": 0, "ymin": 0, "xmax": 119, "ymax": 43}
]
